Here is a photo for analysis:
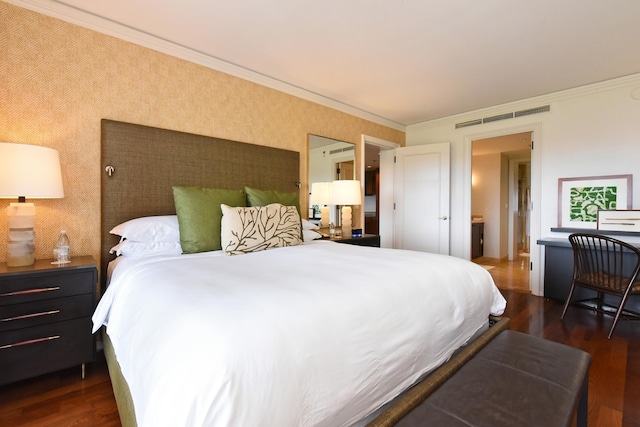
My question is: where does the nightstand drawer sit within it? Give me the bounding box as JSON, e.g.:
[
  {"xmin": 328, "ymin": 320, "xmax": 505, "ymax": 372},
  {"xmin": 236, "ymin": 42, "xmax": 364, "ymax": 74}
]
[
  {"xmin": 0, "ymin": 294, "xmax": 94, "ymax": 333},
  {"xmin": 0, "ymin": 270, "xmax": 94, "ymax": 306},
  {"xmin": 0, "ymin": 317, "xmax": 94, "ymax": 386}
]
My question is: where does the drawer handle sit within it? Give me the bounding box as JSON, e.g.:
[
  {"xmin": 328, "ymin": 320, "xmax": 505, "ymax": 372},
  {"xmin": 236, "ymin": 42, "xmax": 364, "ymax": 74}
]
[
  {"xmin": 0, "ymin": 335, "xmax": 60, "ymax": 350},
  {"xmin": 0, "ymin": 286, "xmax": 61, "ymax": 297},
  {"xmin": 1, "ymin": 310, "xmax": 61, "ymax": 323}
]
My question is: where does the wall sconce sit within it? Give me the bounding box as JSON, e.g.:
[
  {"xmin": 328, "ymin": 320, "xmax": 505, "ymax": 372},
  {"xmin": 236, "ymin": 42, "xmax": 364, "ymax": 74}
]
[
  {"xmin": 0, "ymin": 143, "xmax": 64, "ymax": 267},
  {"xmin": 310, "ymin": 181, "xmax": 332, "ymax": 228},
  {"xmin": 331, "ymin": 180, "xmax": 362, "ymax": 238}
]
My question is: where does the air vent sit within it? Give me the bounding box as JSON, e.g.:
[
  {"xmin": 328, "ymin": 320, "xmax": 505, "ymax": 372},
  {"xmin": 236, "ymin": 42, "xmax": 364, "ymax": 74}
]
[
  {"xmin": 454, "ymin": 105, "xmax": 550, "ymax": 130},
  {"xmin": 483, "ymin": 112, "xmax": 514, "ymax": 123},
  {"xmin": 515, "ymin": 105, "xmax": 550, "ymax": 117},
  {"xmin": 455, "ymin": 119, "xmax": 483, "ymax": 129},
  {"xmin": 329, "ymin": 146, "xmax": 354, "ymax": 155}
]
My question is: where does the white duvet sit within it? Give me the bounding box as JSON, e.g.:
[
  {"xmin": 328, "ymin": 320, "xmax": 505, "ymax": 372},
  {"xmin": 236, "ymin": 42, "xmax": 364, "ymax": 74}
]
[{"xmin": 93, "ymin": 241, "xmax": 505, "ymax": 427}]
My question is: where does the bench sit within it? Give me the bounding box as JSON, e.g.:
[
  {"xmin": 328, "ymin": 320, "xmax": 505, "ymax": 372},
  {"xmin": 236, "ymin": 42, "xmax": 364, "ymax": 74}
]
[{"xmin": 370, "ymin": 330, "xmax": 591, "ymax": 427}]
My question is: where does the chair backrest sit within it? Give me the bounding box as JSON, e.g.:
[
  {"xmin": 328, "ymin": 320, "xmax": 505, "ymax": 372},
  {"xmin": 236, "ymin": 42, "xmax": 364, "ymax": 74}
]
[{"xmin": 569, "ymin": 233, "xmax": 640, "ymax": 293}]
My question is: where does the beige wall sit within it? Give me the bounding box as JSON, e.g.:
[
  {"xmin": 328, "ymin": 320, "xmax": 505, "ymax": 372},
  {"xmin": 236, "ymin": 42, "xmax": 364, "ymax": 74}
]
[{"xmin": 0, "ymin": 2, "xmax": 404, "ymax": 265}]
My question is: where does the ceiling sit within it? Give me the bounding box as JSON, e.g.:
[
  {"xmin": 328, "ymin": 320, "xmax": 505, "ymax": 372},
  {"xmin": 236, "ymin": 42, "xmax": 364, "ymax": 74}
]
[{"xmin": 17, "ymin": 0, "xmax": 640, "ymax": 128}]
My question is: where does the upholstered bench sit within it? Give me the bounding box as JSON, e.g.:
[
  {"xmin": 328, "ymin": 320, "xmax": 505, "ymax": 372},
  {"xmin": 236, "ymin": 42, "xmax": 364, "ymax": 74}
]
[{"xmin": 393, "ymin": 330, "xmax": 591, "ymax": 427}]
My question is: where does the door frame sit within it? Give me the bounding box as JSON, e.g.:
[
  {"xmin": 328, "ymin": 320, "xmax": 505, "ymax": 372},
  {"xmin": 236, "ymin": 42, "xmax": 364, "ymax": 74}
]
[
  {"xmin": 360, "ymin": 135, "xmax": 399, "ymax": 248},
  {"xmin": 463, "ymin": 122, "xmax": 543, "ymax": 296},
  {"xmin": 508, "ymin": 154, "xmax": 531, "ymax": 261}
]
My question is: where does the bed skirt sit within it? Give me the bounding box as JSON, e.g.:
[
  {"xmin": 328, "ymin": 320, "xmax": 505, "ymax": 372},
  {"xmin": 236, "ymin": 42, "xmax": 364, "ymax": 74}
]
[{"xmin": 103, "ymin": 330, "xmax": 137, "ymax": 427}]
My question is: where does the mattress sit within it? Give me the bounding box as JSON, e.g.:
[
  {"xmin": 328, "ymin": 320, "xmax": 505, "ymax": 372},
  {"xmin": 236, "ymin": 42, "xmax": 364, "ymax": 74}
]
[{"xmin": 93, "ymin": 241, "xmax": 506, "ymax": 427}]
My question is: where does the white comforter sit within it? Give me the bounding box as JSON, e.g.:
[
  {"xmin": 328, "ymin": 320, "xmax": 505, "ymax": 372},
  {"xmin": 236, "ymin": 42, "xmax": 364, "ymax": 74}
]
[{"xmin": 93, "ymin": 241, "xmax": 506, "ymax": 427}]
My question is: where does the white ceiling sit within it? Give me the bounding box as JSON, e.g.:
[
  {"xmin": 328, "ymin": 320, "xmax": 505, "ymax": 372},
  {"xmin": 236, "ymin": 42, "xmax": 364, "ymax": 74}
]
[{"xmin": 15, "ymin": 0, "xmax": 640, "ymax": 128}]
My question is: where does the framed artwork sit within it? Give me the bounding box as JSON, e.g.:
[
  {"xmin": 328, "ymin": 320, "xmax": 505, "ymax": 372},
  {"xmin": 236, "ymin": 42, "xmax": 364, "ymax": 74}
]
[{"xmin": 558, "ymin": 174, "xmax": 632, "ymax": 228}]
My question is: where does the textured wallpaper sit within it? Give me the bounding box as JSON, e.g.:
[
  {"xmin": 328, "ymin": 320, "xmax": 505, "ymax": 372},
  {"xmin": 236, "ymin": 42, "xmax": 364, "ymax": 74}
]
[{"xmin": 0, "ymin": 2, "xmax": 404, "ymax": 266}]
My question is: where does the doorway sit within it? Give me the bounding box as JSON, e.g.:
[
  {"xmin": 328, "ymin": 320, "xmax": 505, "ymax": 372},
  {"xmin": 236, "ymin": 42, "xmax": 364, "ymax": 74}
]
[
  {"xmin": 360, "ymin": 135, "xmax": 399, "ymax": 248},
  {"xmin": 471, "ymin": 132, "xmax": 531, "ymax": 290}
]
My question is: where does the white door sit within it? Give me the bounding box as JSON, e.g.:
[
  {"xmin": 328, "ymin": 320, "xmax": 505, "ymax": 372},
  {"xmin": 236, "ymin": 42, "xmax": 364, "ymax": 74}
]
[{"xmin": 389, "ymin": 143, "xmax": 450, "ymax": 254}]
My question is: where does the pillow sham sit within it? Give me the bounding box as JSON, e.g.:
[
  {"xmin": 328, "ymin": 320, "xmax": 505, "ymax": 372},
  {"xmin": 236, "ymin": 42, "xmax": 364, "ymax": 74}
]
[
  {"xmin": 245, "ymin": 186, "xmax": 302, "ymax": 237},
  {"xmin": 109, "ymin": 241, "xmax": 183, "ymax": 258},
  {"xmin": 110, "ymin": 215, "xmax": 180, "ymax": 243},
  {"xmin": 173, "ymin": 186, "xmax": 246, "ymax": 253},
  {"xmin": 302, "ymin": 219, "xmax": 319, "ymax": 230},
  {"xmin": 220, "ymin": 203, "xmax": 302, "ymax": 255},
  {"xmin": 303, "ymin": 228, "xmax": 323, "ymax": 242}
]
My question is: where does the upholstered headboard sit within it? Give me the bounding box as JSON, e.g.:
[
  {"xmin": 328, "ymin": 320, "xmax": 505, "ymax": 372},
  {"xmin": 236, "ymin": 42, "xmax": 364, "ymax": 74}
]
[{"xmin": 100, "ymin": 119, "xmax": 300, "ymax": 288}]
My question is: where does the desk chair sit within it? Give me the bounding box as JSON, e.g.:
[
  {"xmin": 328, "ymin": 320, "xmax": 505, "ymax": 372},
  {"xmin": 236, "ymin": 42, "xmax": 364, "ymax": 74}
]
[{"xmin": 562, "ymin": 233, "xmax": 640, "ymax": 339}]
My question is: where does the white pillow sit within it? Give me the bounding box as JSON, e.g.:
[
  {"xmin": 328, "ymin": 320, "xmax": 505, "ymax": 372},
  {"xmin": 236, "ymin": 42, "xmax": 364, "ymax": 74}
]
[
  {"xmin": 109, "ymin": 241, "xmax": 183, "ymax": 258},
  {"xmin": 110, "ymin": 215, "xmax": 180, "ymax": 243},
  {"xmin": 220, "ymin": 203, "xmax": 302, "ymax": 255},
  {"xmin": 303, "ymin": 228, "xmax": 323, "ymax": 242},
  {"xmin": 302, "ymin": 219, "xmax": 319, "ymax": 230}
]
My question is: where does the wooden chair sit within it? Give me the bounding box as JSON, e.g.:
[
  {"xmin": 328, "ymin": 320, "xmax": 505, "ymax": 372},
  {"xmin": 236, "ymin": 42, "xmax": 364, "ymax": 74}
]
[{"xmin": 562, "ymin": 233, "xmax": 640, "ymax": 338}]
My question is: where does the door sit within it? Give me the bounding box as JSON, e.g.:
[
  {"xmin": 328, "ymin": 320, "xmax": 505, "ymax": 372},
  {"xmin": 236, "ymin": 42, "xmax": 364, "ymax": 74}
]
[{"xmin": 385, "ymin": 143, "xmax": 450, "ymax": 254}]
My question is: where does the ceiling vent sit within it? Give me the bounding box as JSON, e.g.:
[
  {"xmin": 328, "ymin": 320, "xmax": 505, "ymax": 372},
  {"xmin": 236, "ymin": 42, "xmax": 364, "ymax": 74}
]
[
  {"xmin": 482, "ymin": 112, "xmax": 514, "ymax": 123},
  {"xmin": 455, "ymin": 119, "xmax": 483, "ymax": 129},
  {"xmin": 514, "ymin": 105, "xmax": 551, "ymax": 117},
  {"xmin": 454, "ymin": 105, "xmax": 550, "ymax": 129}
]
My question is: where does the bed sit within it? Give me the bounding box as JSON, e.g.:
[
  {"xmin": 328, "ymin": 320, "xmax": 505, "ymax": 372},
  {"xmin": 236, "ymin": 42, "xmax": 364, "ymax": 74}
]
[{"xmin": 95, "ymin": 120, "xmax": 507, "ymax": 427}]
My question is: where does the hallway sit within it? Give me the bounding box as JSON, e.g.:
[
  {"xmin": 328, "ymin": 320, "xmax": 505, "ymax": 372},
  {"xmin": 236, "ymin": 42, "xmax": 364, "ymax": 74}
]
[{"xmin": 473, "ymin": 254, "xmax": 530, "ymax": 293}]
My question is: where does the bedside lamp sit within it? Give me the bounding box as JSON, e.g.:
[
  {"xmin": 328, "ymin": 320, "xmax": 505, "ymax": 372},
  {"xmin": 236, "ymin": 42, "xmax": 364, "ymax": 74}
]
[
  {"xmin": 332, "ymin": 180, "xmax": 361, "ymax": 238},
  {"xmin": 310, "ymin": 181, "xmax": 332, "ymax": 228},
  {"xmin": 0, "ymin": 143, "xmax": 64, "ymax": 267}
]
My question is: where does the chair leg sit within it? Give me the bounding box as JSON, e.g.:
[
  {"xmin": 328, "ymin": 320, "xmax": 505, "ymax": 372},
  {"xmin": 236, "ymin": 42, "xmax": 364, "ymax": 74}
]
[
  {"xmin": 597, "ymin": 291, "xmax": 604, "ymax": 311},
  {"xmin": 607, "ymin": 290, "xmax": 634, "ymax": 339},
  {"xmin": 561, "ymin": 283, "xmax": 577, "ymax": 320}
]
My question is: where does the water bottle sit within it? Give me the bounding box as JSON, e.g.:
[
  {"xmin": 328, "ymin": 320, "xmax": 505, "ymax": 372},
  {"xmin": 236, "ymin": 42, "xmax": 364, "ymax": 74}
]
[{"xmin": 55, "ymin": 230, "xmax": 70, "ymax": 263}]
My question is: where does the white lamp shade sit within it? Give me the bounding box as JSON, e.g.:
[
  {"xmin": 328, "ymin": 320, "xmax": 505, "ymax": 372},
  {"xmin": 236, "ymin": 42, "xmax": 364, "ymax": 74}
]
[
  {"xmin": 0, "ymin": 142, "xmax": 64, "ymax": 199},
  {"xmin": 331, "ymin": 180, "xmax": 361, "ymax": 205},
  {"xmin": 310, "ymin": 182, "xmax": 332, "ymax": 205}
]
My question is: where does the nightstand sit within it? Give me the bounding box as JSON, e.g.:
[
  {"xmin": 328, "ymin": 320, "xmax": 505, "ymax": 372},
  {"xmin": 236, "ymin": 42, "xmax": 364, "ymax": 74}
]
[
  {"xmin": 0, "ymin": 256, "xmax": 97, "ymax": 386},
  {"xmin": 331, "ymin": 234, "xmax": 381, "ymax": 248}
]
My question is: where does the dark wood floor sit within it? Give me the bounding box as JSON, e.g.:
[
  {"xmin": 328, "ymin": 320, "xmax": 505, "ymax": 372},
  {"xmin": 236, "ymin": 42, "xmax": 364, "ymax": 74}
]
[{"xmin": 1, "ymin": 259, "xmax": 639, "ymax": 426}]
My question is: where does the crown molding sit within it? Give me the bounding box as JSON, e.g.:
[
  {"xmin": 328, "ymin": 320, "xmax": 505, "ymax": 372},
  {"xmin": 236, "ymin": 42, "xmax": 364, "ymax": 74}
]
[{"xmin": 6, "ymin": 0, "xmax": 406, "ymax": 132}]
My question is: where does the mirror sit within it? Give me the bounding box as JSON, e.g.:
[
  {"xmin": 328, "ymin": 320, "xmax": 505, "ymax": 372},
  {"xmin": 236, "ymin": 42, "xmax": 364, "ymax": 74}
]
[{"xmin": 308, "ymin": 135, "xmax": 355, "ymax": 228}]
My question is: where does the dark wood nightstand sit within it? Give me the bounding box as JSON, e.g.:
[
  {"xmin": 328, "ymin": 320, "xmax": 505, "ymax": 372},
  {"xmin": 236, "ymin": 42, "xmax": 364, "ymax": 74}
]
[
  {"xmin": 0, "ymin": 256, "xmax": 97, "ymax": 386},
  {"xmin": 331, "ymin": 234, "xmax": 380, "ymax": 248}
]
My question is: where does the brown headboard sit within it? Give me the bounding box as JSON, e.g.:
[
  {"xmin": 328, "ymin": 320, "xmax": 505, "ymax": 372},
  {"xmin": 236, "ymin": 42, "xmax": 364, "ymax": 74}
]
[{"xmin": 100, "ymin": 119, "xmax": 300, "ymax": 288}]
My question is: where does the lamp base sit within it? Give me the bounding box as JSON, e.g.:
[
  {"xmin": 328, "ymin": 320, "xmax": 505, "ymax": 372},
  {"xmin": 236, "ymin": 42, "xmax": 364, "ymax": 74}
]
[
  {"xmin": 341, "ymin": 206, "xmax": 353, "ymax": 238},
  {"xmin": 320, "ymin": 206, "xmax": 330, "ymax": 229},
  {"xmin": 7, "ymin": 202, "xmax": 36, "ymax": 267}
]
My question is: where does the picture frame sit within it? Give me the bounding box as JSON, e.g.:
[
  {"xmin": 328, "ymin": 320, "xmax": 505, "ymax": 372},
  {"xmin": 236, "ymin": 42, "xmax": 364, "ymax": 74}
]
[
  {"xmin": 597, "ymin": 210, "xmax": 640, "ymax": 232},
  {"xmin": 558, "ymin": 174, "xmax": 632, "ymax": 228}
]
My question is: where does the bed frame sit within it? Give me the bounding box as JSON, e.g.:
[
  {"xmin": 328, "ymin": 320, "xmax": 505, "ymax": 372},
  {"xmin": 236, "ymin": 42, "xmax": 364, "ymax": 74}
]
[{"xmin": 99, "ymin": 119, "xmax": 508, "ymax": 426}]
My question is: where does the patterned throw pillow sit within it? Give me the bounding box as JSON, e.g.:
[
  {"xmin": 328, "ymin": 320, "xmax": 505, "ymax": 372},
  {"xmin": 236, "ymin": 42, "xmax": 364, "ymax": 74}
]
[{"xmin": 220, "ymin": 203, "xmax": 302, "ymax": 255}]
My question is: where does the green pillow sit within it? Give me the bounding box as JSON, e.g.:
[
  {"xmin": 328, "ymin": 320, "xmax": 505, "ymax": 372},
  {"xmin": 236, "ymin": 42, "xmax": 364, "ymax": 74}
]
[
  {"xmin": 245, "ymin": 187, "xmax": 302, "ymax": 237},
  {"xmin": 173, "ymin": 186, "xmax": 246, "ymax": 253}
]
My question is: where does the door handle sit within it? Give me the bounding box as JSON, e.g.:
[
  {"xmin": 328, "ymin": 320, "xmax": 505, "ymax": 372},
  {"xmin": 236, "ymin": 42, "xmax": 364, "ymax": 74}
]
[{"xmin": 439, "ymin": 215, "xmax": 448, "ymax": 220}]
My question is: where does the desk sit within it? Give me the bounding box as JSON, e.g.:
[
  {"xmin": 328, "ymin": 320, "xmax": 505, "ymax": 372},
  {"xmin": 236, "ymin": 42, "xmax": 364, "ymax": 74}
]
[{"xmin": 538, "ymin": 236, "xmax": 640, "ymax": 310}]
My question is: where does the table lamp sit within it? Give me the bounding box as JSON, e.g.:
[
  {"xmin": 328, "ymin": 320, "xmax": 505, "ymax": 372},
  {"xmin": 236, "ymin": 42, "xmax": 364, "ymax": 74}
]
[
  {"xmin": 331, "ymin": 180, "xmax": 361, "ymax": 238},
  {"xmin": 0, "ymin": 143, "xmax": 64, "ymax": 267},
  {"xmin": 310, "ymin": 182, "xmax": 333, "ymax": 229}
]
